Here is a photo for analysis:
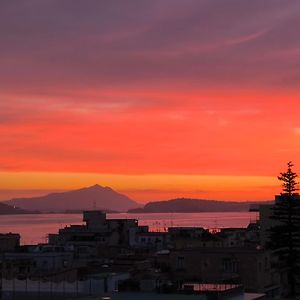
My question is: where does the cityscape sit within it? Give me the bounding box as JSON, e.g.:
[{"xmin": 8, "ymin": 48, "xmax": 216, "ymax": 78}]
[
  {"xmin": 0, "ymin": 164, "xmax": 299, "ymax": 299},
  {"xmin": 1, "ymin": 1, "xmax": 300, "ymax": 299}
]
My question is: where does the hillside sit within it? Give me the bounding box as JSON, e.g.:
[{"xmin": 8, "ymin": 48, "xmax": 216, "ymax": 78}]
[
  {"xmin": 0, "ymin": 202, "xmax": 29, "ymax": 215},
  {"xmin": 128, "ymin": 198, "xmax": 272, "ymax": 213},
  {"xmin": 5, "ymin": 184, "xmax": 140, "ymax": 212}
]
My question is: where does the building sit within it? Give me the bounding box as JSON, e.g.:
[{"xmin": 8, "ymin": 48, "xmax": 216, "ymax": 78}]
[
  {"xmin": 134, "ymin": 232, "xmax": 169, "ymax": 251},
  {"xmin": 2, "ymin": 244, "xmax": 74, "ymax": 279},
  {"xmin": 0, "ymin": 233, "xmax": 20, "ymax": 253},
  {"xmin": 49, "ymin": 211, "xmax": 139, "ymax": 257},
  {"xmin": 1, "ymin": 210, "xmax": 285, "ymax": 299},
  {"xmin": 155, "ymin": 247, "xmax": 280, "ymax": 298},
  {"xmin": 1, "ymin": 271, "xmax": 130, "ymax": 300}
]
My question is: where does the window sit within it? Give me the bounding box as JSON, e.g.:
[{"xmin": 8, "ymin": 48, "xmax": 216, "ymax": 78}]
[
  {"xmin": 222, "ymin": 258, "xmax": 238, "ymax": 273},
  {"xmin": 264, "ymin": 257, "xmax": 269, "ymax": 271},
  {"xmin": 176, "ymin": 256, "xmax": 185, "ymax": 270}
]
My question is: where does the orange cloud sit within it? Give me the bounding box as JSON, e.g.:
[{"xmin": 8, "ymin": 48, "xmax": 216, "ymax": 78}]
[{"xmin": 1, "ymin": 1, "xmax": 300, "ymax": 201}]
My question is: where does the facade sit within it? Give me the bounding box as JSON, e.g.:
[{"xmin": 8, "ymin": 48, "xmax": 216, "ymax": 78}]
[
  {"xmin": 48, "ymin": 211, "xmax": 139, "ymax": 257},
  {"xmin": 259, "ymin": 204, "xmax": 274, "ymax": 248},
  {"xmin": 217, "ymin": 224, "xmax": 260, "ymax": 248},
  {"xmin": 134, "ymin": 232, "xmax": 169, "ymax": 250},
  {"xmin": 2, "ymin": 244, "xmax": 74, "ymax": 278},
  {"xmin": 0, "ymin": 233, "xmax": 20, "ymax": 253},
  {"xmin": 156, "ymin": 247, "xmax": 280, "ymax": 298},
  {"xmin": 1, "ymin": 272, "xmax": 130, "ymax": 300}
]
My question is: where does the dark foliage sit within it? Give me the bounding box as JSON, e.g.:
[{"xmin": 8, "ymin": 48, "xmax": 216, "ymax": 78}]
[{"xmin": 269, "ymin": 162, "xmax": 300, "ymax": 297}]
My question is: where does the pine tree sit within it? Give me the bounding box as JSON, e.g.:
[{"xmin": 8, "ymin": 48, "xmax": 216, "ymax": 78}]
[{"xmin": 269, "ymin": 162, "xmax": 300, "ymax": 297}]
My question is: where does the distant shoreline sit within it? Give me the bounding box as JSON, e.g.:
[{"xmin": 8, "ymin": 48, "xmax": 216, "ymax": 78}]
[
  {"xmin": 127, "ymin": 198, "xmax": 270, "ymax": 214},
  {"xmin": 0, "ymin": 210, "xmax": 119, "ymax": 215},
  {"xmin": 127, "ymin": 209, "xmax": 253, "ymax": 213},
  {"xmin": 0, "ymin": 209, "xmax": 260, "ymax": 216}
]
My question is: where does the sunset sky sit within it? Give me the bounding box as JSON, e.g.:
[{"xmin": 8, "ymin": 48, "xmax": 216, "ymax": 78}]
[{"xmin": 1, "ymin": 0, "xmax": 300, "ymax": 202}]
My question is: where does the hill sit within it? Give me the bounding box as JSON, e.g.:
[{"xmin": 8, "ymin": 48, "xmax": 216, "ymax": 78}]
[
  {"xmin": 128, "ymin": 198, "xmax": 272, "ymax": 213},
  {"xmin": 0, "ymin": 202, "xmax": 29, "ymax": 215},
  {"xmin": 4, "ymin": 184, "xmax": 139, "ymax": 212}
]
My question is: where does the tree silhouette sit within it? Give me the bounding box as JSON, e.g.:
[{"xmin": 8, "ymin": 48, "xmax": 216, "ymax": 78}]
[
  {"xmin": 278, "ymin": 161, "xmax": 299, "ymax": 196},
  {"xmin": 269, "ymin": 162, "xmax": 300, "ymax": 297}
]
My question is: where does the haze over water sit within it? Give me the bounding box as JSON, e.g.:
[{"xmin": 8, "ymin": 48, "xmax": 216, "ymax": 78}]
[{"xmin": 0, "ymin": 212, "xmax": 258, "ymax": 245}]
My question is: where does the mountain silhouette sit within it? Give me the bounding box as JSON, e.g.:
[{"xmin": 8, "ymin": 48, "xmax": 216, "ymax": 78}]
[
  {"xmin": 4, "ymin": 184, "xmax": 139, "ymax": 212},
  {"xmin": 128, "ymin": 198, "xmax": 272, "ymax": 213},
  {"xmin": 0, "ymin": 202, "xmax": 28, "ymax": 214}
]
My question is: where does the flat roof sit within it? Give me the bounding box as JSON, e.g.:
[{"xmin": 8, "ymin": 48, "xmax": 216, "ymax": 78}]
[{"xmin": 182, "ymin": 283, "xmax": 242, "ymax": 292}]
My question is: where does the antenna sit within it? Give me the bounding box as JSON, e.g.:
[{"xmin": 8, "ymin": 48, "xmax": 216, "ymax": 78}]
[
  {"xmin": 170, "ymin": 212, "xmax": 174, "ymax": 228},
  {"xmin": 211, "ymin": 218, "xmax": 219, "ymax": 234}
]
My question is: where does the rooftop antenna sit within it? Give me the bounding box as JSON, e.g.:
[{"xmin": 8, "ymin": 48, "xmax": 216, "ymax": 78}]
[
  {"xmin": 211, "ymin": 218, "xmax": 219, "ymax": 234},
  {"xmin": 170, "ymin": 212, "xmax": 174, "ymax": 228}
]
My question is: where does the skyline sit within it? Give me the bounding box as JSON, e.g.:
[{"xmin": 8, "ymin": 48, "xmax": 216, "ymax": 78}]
[{"xmin": 1, "ymin": 0, "xmax": 300, "ymax": 202}]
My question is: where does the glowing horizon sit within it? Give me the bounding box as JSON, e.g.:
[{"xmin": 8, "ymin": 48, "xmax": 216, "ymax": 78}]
[{"xmin": 0, "ymin": 171, "xmax": 286, "ymax": 203}]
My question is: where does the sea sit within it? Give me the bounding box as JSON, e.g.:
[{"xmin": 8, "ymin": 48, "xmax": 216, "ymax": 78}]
[{"xmin": 0, "ymin": 212, "xmax": 259, "ymax": 245}]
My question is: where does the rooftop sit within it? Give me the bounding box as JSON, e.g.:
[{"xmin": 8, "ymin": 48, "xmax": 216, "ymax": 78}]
[{"xmin": 182, "ymin": 283, "xmax": 242, "ymax": 292}]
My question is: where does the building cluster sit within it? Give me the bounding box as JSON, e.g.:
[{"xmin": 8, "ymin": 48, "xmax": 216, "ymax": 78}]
[{"xmin": 0, "ymin": 206, "xmax": 286, "ymax": 300}]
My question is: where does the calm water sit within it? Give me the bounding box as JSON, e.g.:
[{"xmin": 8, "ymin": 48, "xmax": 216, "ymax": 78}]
[{"xmin": 0, "ymin": 212, "xmax": 258, "ymax": 245}]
